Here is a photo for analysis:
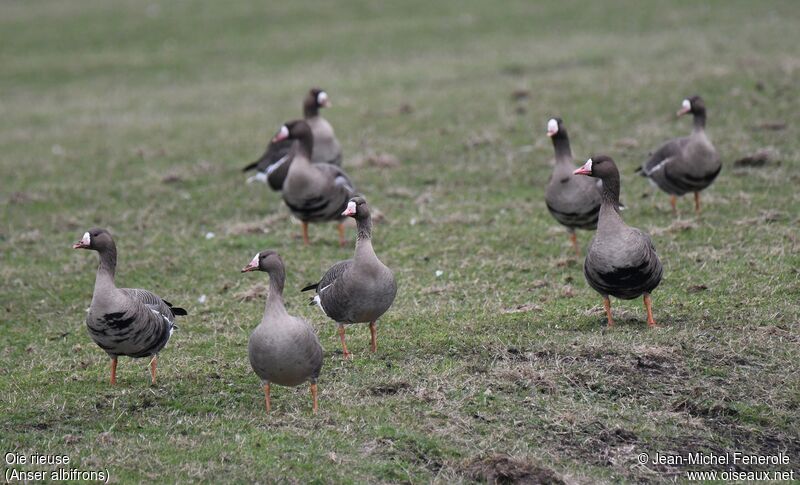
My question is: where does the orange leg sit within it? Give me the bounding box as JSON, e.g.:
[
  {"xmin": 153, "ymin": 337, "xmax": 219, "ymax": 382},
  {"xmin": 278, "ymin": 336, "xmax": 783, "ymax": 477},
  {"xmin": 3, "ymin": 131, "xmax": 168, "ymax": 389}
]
[
  {"xmin": 670, "ymin": 195, "xmax": 677, "ymax": 216},
  {"xmin": 263, "ymin": 383, "xmax": 271, "ymax": 413},
  {"xmin": 302, "ymin": 222, "xmax": 310, "ymax": 246},
  {"xmin": 110, "ymin": 357, "xmax": 118, "ymax": 385},
  {"xmin": 569, "ymin": 231, "xmax": 580, "ymax": 258},
  {"xmin": 149, "ymin": 355, "xmax": 158, "ymax": 385},
  {"xmin": 694, "ymin": 192, "xmax": 701, "ymax": 215},
  {"xmin": 369, "ymin": 321, "xmax": 378, "ymax": 353},
  {"xmin": 338, "ymin": 223, "xmax": 346, "ymax": 247},
  {"xmin": 643, "ymin": 293, "xmax": 657, "ymax": 328},
  {"xmin": 338, "ymin": 324, "xmax": 352, "ymax": 359},
  {"xmin": 310, "ymin": 383, "xmax": 318, "ymax": 414},
  {"xmin": 603, "ymin": 296, "xmax": 614, "ymax": 327}
]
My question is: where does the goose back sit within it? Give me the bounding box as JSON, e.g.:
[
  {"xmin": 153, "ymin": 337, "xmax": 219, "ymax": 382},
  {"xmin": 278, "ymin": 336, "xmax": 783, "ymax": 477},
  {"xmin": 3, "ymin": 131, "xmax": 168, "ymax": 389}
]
[{"xmin": 88, "ymin": 288, "xmax": 177, "ymax": 358}]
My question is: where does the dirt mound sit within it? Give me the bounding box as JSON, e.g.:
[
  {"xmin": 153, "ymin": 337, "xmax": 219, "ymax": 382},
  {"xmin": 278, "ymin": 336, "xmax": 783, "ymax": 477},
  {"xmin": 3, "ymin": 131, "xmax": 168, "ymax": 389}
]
[{"xmin": 463, "ymin": 454, "xmax": 564, "ymax": 485}]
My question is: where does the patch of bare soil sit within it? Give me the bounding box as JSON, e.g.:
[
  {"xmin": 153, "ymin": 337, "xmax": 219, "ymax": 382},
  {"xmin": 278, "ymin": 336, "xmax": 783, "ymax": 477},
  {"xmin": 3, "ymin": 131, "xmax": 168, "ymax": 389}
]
[
  {"xmin": 649, "ymin": 219, "xmax": 697, "ymax": 236},
  {"xmin": 461, "ymin": 454, "xmax": 565, "ymax": 485},
  {"xmin": 351, "ymin": 152, "xmax": 400, "ymax": 168},
  {"xmin": 7, "ymin": 191, "xmax": 44, "ymax": 204},
  {"xmin": 502, "ymin": 303, "xmax": 543, "ymax": 314},
  {"xmin": 235, "ymin": 283, "xmax": 268, "ymax": 302},
  {"xmin": 225, "ymin": 213, "xmax": 287, "ymax": 235},
  {"xmin": 733, "ymin": 148, "xmax": 776, "ymax": 167},
  {"xmin": 368, "ymin": 381, "xmax": 410, "ymax": 396}
]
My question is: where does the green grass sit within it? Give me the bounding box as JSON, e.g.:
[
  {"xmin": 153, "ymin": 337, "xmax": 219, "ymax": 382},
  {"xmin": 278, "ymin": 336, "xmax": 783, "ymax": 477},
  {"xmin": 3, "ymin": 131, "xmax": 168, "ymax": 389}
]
[{"xmin": 2, "ymin": 0, "xmax": 799, "ymax": 483}]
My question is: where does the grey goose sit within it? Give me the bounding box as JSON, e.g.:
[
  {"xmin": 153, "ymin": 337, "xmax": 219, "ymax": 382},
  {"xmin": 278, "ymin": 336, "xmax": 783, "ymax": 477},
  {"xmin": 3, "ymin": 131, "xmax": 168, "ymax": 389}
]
[
  {"xmin": 302, "ymin": 197, "xmax": 397, "ymax": 359},
  {"xmin": 638, "ymin": 96, "xmax": 721, "ymax": 215},
  {"xmin": 243, "ymin": 88, "xmax": 342, "ymax": 190},
  {"xmin": 275, "ymin": 119, "xmax": 355, "ymax": 246},
  {"xmin": 544, "ymin": 117, "xmax": 601, "ymax": 257},
  {"xmin": 73, "ymin": 229, "xmax": 186, "ymax": 385},
  {"xmin": 574, "ymin": 156, "xmax": 663, "ymax": 327},
  {"xmin": 242, "ymin": 251, "xmax": 323, "ymax": 414}
]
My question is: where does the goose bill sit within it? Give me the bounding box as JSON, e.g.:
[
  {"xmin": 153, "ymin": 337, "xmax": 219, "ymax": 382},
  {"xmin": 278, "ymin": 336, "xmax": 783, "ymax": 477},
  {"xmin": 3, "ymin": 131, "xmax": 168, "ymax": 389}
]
[
  {"xmin": 72, "ymin": 232, "xmax": 91, "ymax": 249},
  {"xmin": 271, "ymin": 125, "xmax": 290, "ymax": 143},
  {"xmin": 677, "ymin": 99, "xmax": 691, "ymax": 116},
  {"xmin": 573, "ymin": 159, "xmax": 593, "ymax": 176},
  {"xmin": 317, "ymin": 91, "xmax": 331, "ymax": 108},
  {"xmin": 241, "ymin": 254, "xmax": 260, "ymax": 272},
  {"xmin": 341, "ymin": 201, "xmax": 357, "ymax": 217},
  {"xmin": 546, "ymin": 119, "xmax": 558, "ymax": 137}
]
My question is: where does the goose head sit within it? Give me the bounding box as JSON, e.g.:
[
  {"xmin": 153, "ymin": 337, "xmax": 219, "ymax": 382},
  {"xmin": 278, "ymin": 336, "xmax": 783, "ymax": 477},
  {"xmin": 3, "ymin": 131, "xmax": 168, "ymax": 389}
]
[
  {"xmin": 677, "ymin": 95, "xmax": 705, "ymax": 117},
  {"xmin": 72, "ymin": 228, "xmax": 114, "ymax": 252},
  {"xmin": 341, "ymin": 196, "xmax": 370, "ymax": 220},
  {"xmin": 271, "ymin": 119, "xmax": 313, "ymax": 144},
  {"xmin": 310, "ymin": 88, "xmax": 331, "ymax": 109},
  {"xmin": 574, "ymin": 155, "xmax": 618, "ymax": 180},
  {"xmin": 241, "ymin": 250, "xmax": 283, "ymax": 273},
  {"xmin": 546, "ymin": 117, "xmax": 566, "ymax": 138}
]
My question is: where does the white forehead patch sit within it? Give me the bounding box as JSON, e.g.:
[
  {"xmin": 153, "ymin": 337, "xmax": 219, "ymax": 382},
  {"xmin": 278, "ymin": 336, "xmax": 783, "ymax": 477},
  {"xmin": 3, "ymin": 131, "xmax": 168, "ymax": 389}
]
[
  {"xmin": 251, "ymin": 253, "xmax": 260, "ymax": 266},
  {"xmin": 317, "ymin": 91, "xmax": 328, "ymax": 105},
  {"xmin": 585, "ymin": 158, "xmax": 593, "ymax": 170},
  {"xmin": 547, "ymin": 119, "xmax": 558, "ymax": 133},
  {"xmin": 682, "ymin": 99, "xmax": 691, "ymax": 110},
  {"xmin": 82, "ymin": 232, "xmax": 91, "ymax": 244},
  {"xmin": 279, "ymin": 125, "xmax": 289, "ymax": 138},
  {"xmin": 346, "ymin": 201, "xmax": 357, "ymax": 213}
]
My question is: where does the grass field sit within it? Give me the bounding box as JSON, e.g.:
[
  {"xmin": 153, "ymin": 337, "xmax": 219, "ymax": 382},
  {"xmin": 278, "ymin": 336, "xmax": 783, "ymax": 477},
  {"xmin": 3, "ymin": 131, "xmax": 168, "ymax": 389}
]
[{"xmin": 2, "ymin": 0, "xmax": 799, "ymax": 483}]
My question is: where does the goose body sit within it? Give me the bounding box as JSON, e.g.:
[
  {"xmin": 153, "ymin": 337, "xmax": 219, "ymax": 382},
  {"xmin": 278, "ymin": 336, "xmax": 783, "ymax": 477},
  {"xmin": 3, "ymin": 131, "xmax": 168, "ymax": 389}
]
[
  {"xmin": 73, "ymin": 228, "xmax": 186, "ymax": 384},
  {"xmin": 583, "ymin": 210, "xmax": 662, "ymax": 301},
  {"xmin": 242, "ymin": 251, "xmax": 323, "ymax": 413},
  {"xmin": 544, "ymin": 118, "xmax": 601, "ymax": 256},
  {"xmin": 303, "ymin": 197, "xmax": 396, "ymax": 358},
  {"xmin": 282, "ymin": 153, "xmax": 354, "ymax": 223},
  {"xmin": 574, "ymin": 157, "xmax": 662, "ymax": 327},
  {"xmin": 639, "ymin": 96, "xmax": 721, "ymax": 214},
  {"xmin": 244, "ymin": 89, "xmax": 342, "ymax": 189},
  {"xmin": 276, "ymin": 120, "xmax": 355, "ymax": 245}
]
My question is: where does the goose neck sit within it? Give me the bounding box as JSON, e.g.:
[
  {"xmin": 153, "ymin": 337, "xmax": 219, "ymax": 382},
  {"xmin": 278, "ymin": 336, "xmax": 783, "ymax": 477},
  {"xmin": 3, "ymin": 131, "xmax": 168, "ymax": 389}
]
[
  {"xmin": 93, "ymin": 245, "xmax": 117, "ymax": 300},
  {"xmin": 354, "ymin": 216, "xmax": 377, "ymax": 261},
  {"xmin": 551, "ymin": 133, "xmax": 572, "ymax": 162},
  {"xmin": 600, "ymin": 176, "xmax": 622, "ymax": 212},
  {"xmin": 692, "ymin": 111, "xmax": 706, "ymax": 131},
  {"xmin": 265, "ymin": 265, "xmax": 287, "ymax": 315}
]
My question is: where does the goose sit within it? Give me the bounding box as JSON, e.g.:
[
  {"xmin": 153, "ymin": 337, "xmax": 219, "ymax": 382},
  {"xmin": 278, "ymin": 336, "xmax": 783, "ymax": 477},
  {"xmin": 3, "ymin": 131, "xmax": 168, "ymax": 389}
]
[
  {"xmin": 574, "ymin": 156, "xmax": 663, "ymax": 327},
  {"xmin": 243, "ymin": 88, "xmax": 342, "ymax": 189},
  {"xmin": 544, "ymin": 117, "xmax": 602, "ymax": 257},
  {"xmin": 242, "ymin": 251, "xmax": 323, "ymax": 414},
  {"xmin": 302, "ymin": 196, "xmax": 396, "ymax": 359},
  {"xmin": 72, "ymin": 228, "xmax": 186, "ymax": 384},
  {"xmin": 638, "ymin": 96, "xmax": 721, "ymax": 215},
  {"xmin": 275, "ymin": 119, "xmax": 355, "ymax": 246}
]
